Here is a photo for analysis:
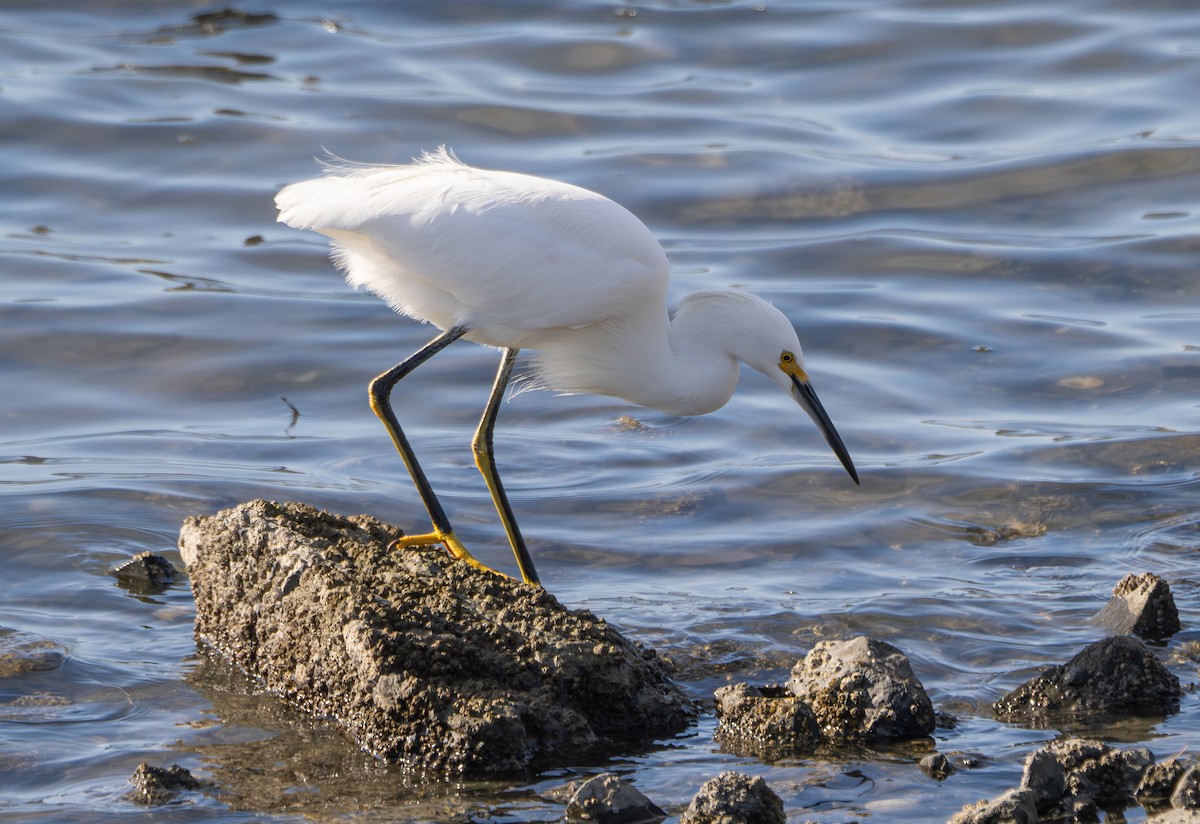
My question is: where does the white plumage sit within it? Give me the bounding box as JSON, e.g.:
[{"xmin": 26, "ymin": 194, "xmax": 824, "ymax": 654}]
[{"xmin": 276, "ymin": 148, "xmax": 857, "ymax": 585}]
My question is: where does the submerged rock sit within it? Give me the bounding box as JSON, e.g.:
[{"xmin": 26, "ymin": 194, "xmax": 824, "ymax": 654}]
[
  {"xmin": 788, "ymin": 636, "xmax": 935, "ymax": 742},
  {"xmin": 111, "ymin": 551, "xmax": 178, "ymax": 594},
  {"xmin": 993, "ymin": 636, "xmax": 1182, "ymax": 724},
  {"xmin": 679, "ymin": 772, "xmax": 784, "ymax": 824},
  {"xmin": 179, "ymin": 500, "xmax": 694, "ymax": 775},
  {"xmin": 1093, "ymin": 572, "xmax": 1181, "ymax": 640},
  {"xmin": 565, "ymin": 773, "xmax": 666, "ymax": 824}
]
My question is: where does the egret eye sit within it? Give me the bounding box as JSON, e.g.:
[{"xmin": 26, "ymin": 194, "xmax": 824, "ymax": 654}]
[{"xmin": 780, "ymin": 351, "xmax": 795, "ymax": 364}]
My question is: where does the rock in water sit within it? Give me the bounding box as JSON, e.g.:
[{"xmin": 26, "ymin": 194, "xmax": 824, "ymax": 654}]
[
  {"xmin": 124, "ymin": 763, "xmax": 211, "ymax": 805},
  {"xmin": 788, "ymin": 636, "xmax": 935, "ymax": 742},
  {"xmin": 565, "ymin": 773, "xmax": 666, "ymax": 824},
  {"xmin": 680, "ymin": 772, "xmax": 784, "ymax": 824},
  {"xmin": 179, "ymin": 500, "xmax": 694, "ymax": 775},
  {"xmin": 1093, "ymin": 572, "xmax": 1181, "ymax": 640},
  {"xmin": 993, "ymin": 636, "xmax": 1181, "ymax": 725}
]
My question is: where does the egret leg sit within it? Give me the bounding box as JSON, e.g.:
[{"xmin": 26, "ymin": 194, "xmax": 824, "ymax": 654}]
[
  {"xmin": 368, "ymin": 326, "xmax": 491, "ymax": 575},
  {"xmin": 472, "ymin": 348, "xmax": 540, "ymax": 586}
]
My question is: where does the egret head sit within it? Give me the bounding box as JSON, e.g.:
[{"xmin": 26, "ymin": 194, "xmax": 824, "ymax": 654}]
[{"xmin": 714, "ymin": 292, "xmax": 859, "ymax": 485}]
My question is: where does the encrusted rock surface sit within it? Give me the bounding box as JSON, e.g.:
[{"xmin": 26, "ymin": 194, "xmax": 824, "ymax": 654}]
[
  {"xmin": 954, "ymin": 738, "xmax": 1166, "ymax": 823},
  {"xmin": 679, "ymin": 772, "xmax": 784, "ymax": 824},
  {"xmin": 788, "ymin": 636, "xmax": 935, "ymax": 742},
  {"xmin": 1138, "ymin": 758, "xmax": 1191, "ymax": 811},
  {"xmin": 1093, "ymin": 572, "xmax": 1181, "ymax": 640},
  {"xmin": 993, "ymin": 635, "xmax": 1181, "ymax": 724},
  {"xmin": 714, "ymin": 636, "xmax": 933, "ymax": 758},
  {"xmin": 179, "ymin": 500, "xmax": 694, "ymax": 775},
  {"xmin": 713, "ymin": 683, "xmax": 821, "ymax": 759},
  {"xmin": 948, "ymin": 788, "xmax": 1038, "ymax": 824},
  {"xmin": 124, "ymin": 763, "xmax": 212, "ymax": 805}
]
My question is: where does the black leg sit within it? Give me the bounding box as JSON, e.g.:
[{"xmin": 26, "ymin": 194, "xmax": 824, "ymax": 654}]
[
  {"xmin": 472, "ymin": 348, "xmax": 540, "ymax": 586},
  {"xmin": 368, "ymin": 326, "xmax": 487, "ymax": 571}
]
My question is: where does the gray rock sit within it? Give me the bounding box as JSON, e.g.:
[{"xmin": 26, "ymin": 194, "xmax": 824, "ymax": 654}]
[
  {"xmin": 565, "ymin": 773, "xmax": 665, "ymax": 824},
  {"xmin": 993, "ymin": 636, "xmax": 1181, "ymax": 724},
  {"xmin": 1153, "ymin": 810, "xmax": 1200, "ymax": 823},
  {"xmin": 948, "ymin": 788, "xmax": 1038, "ymax": 824},
  {"xmin": 1093, "ymin": 572, "xmax": 1181, "ymax": 639},
  {"xmin": 787, "ymin": 636, "xmax": 934, "ymax": 742},
  {"xmin": 918, "ymin": 752, "xmax": 956, "ymax": 779},
  {"xmin": 1173, "ymin": 765, "xmax": 1200, "ymax": 810},
  {"xmin": 679, "ymin": 772, "xmax": 784, "ymax": 824},
  {"xmin": 124, "ymin": 763, "xmax": 211, "ymax": 805},
  {"xmin": 179, "ymin": 500, "xmax": 694, "ymax": 775},
  {"xmin": 713, "ymin": 683, "xmax": 821, "ymax": 759}
]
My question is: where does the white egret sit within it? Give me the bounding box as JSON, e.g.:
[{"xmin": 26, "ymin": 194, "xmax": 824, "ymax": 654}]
[{"xmin": 276, "ymin": 148, "xmax": 858, "ymax": 587}]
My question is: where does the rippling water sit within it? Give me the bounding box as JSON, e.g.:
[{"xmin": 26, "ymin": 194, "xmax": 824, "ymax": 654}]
[{"xmin": 2, "ymin": 1, "xmax": 1198, "ymax": 820}]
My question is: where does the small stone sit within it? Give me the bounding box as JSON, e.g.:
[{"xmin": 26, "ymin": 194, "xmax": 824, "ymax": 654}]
[
  {"xmin": 948, "ymin": 788, "xmax": 1038, "ymax": 824},
  {"xmin": 565, "ymin": 773, "xmax": 665, "ymax": 824},
  {"xmin": 111, "ymin": 552, "xmax": 178, "ymax": 593},
  {"xmin": 124, "ymin": 763, "xmax": 210, "ymax": 805},
  {"xmin": 1093, "ymin": 572, "xmax": 1181, "ymax": 640},
  {"xmin": 994, "ymin": 636, "xmax": 1181, "ymax": 724},
  {"xmin": 787, "ymin": 636, "xmax": 934, "ymax": 742},
  {"xmin": 680, "ymin": 772, "xmax": 784, "ymax": 824},
  {"xmin": 919, "ymin": 752, "xmax": 956, "ymax": 779}
]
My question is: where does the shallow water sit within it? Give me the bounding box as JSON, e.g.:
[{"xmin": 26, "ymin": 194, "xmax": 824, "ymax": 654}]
[{"xmin": 1, "ymin": 0, "xmax": 1198, "ymax": 820}]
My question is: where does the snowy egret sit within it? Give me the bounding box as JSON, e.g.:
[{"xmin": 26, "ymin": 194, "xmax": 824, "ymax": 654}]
[{"xmin": 276, "ymin": 148, "xmax": 858, "ymax": 587}]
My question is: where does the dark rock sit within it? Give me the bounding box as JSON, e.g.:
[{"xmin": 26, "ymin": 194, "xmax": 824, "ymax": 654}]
[
  {"xmin": 919, "ymin": 752, "xmax": 956, "ymax": 779},
  {"xmin": 1093, "ymin": 572, "xmax": 1181, "ymax": 640},
  {"xmin": 565, "ymin": 773, "xmax": 665, "ymax": 824},
  {"xmin": 948, "ymin": 788, "xmax": 1038, "ymax": 824},
  {"xmin": 124, "ymin": 763, "xmax": 211, "ymax": 805},
  {"xmin": 1172, "ymin": 765, "xmax": 1200, "ymax": 810},
  {"xmin": 1040, "ymin": 738, "xmax": 1152, "ymax": 810},
  {"xmin": 1137, "ymin": 757, "xmax": 1189, "ymax": 810},
  {"xmin": 993, "ymin": 636, "xmax": 1181, "ymax": 724},
  {"xmin": 111, "ymin": 551, "xmax": 178, "ymax": 593},
  {"xmin": 679, "ymin": 772, "xmax": 784, "ymax": 824},
  {"xmin": 179, "ymin": 500, "xmax": 694, "ymax": 775},
  {"xmin": 1019, "ymin": 746, "xmax": 1065, "ymax": 812},
  {"xmin": 713, "ymin": 683, "xmax": 821, "ymax": 759},
  {"xmin": 787, "ymin": 636, "xmax": 935, "ymax": 742}
]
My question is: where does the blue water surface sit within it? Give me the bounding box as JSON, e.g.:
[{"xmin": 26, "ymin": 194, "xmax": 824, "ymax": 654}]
[{"xmin": 1, "ymin": 1, "xmax": 1198, "ymax": 820}]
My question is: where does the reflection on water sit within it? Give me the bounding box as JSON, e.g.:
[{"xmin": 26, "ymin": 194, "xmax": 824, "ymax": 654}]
[{"xmin": 1, "ymin": 0, "xmax": 1198, "ymax": 820}]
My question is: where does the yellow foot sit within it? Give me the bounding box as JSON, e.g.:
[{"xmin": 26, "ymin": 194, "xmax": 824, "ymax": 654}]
[{"xmin": 389, "ymin": 529, "xmax": 501, "ymax": 578}]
